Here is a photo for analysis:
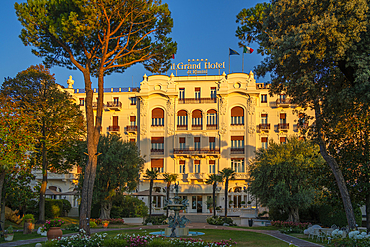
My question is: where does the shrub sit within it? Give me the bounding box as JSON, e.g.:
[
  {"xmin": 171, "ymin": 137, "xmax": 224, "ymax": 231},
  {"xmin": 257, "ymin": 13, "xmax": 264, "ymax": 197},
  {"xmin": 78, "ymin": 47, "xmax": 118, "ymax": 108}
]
[
  {"xmin": 60, "ymin": 199, "xmax": 72, "ymax": 216},
  {"xmin": 144, "ymin": 215, "xmax": 167, "ymax": 225},
  {"xmin": 318, "ymin": 204, "xmax": 362, "ymax": 227},
  {"xmin": 45, "ymin": 199, "xmax": 63, "ymax": 219},
  {"xmin": 111, "ymin": 195, "xmax": 148, "ymax": 218},
  {"xmin": 89, "ymin": 220, "xmax": 97, "ymax": 228},
  {"xmin": 65, "ymin": 223, "xmax": 79, "ymax": 232},
  {"xmin": 45, "ymin": 229, "xmax": 107, "ymax": 247},
  {"xmin": 23, "ymin": 214, "xmax": 35, "ymax": 223},
  {"xmin": 206, "ymin": 216, "xmax": 236, "ymax": 226}
]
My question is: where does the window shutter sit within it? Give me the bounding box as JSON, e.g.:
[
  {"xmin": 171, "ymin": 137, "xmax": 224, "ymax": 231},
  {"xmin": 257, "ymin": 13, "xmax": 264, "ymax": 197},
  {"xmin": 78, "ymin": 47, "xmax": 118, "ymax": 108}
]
[
  {"xmin": 151, "ymin": 137, "xmax": 164, "ymax": 143},
  {"xmin": 209, "ymin": 137, "xmax": 215, "ymax": 142},
  {"xmin": 207, "ymin": 109, "xmax": 217, "ymax": 114},
  {"xmin": 152, "ymin": 108, "xmax": 164, "ymax": 118},
  {"xmin": 113, "ymin": 116, "xmax": 118, "ymax": 126},
  {"xmin": 194, "ymin": 137, "xmax": 200, "ymax": 142},
  {"xmin": 231, "ymin": 136, "xmax": 244, "ymax": 141},
  {"xmin": 192, "ymin": 110, "xmax": 202, "ymax": 118},
  {"xmin": 209, "ymin": 160, "xmax": 215, "ymax": 165},
  {"xmin": 231, "ymin": 158, "xmax": 244, "ymax": 161},
  {"xmin": 151, "ymin": 159, "xmax": 164, "ymax": 168},
  {"xmin": 280, "ymin": 137, "xmax": 286, "ymax": 143},
  {"xmin": 179, "ymin": 137, "xmax": 186, "ymax": 143},
  {"xmin": 261, "ymin": 114, "xmax": 267, "ymax": 117},
  {"xmin": 130, "ymin": 116, "xmax": 136, "ymax": 122},
  {"xmin": 195, "ymin": 87, "xmax": 201, "ymax": 91},
  {"xmin": 130, "ymin": 139, "xmax": 135, "ymax": 143},
  {"xmin": 261, "ymin": 137, "xmax": 268, "ymax": 142},
  {"xmin": 211, "ymin": 87, "xmax": 216, "ymax": 89},
  {"xmin": 231, "ymin": 106, "xmax": 244, "ymax": 117},
  {"xmin": 194, "ymin": 160, "xmax": 200, "ymax": 165},
  {"xmin": 280, "ymin": 113, "xmax": 286, "ymax": 119},
  {"xmin": 177, "ymin": 110, "xmax": 187, "ymax": 116},
  {"xmin": 179, "ymin": 160, "xmax": 185, "ymax": 165}
]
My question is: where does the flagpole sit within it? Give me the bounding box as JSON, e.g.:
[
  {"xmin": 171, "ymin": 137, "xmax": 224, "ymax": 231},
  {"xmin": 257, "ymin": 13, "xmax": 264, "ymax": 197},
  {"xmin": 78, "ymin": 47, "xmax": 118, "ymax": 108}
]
[{"xmin": 242, "ymin": 50, "xmax": 244, "ymax": 73}]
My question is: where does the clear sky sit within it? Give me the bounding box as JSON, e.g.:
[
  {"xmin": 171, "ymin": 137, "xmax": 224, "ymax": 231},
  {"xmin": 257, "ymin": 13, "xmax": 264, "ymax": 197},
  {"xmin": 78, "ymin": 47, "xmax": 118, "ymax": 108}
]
[{"xmin": 0, "ymin": 0, "xmax": 269, "ymax": 90}]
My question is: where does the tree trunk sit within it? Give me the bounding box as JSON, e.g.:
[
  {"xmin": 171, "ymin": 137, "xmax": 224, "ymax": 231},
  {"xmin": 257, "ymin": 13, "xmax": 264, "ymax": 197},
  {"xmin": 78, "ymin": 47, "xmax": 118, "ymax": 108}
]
[
  {"xmin": 288, "ymin": 208, "xmax": 299, "ymax": 222},
  {"xmin": 166, "ymin": 182, "xmax": 170, "ymax": 217},
  {"xmin": 314, "ymin": 101, "xmax": 357, "ymax": 229},
  {"xmin": 99, "ymin": 201, "xmax": 112, "ymax": 219},
  {"xmin": 224, "ymin": 179, "xmax": 228, "ymax": 218},
  {"xmin": 366, "ymin": 193, "xmax": 370, "ymax": 233},
  {"xmin": 79, "ymin": 70, "xmax": 102, "ymax": 235},
  {"xmin": 213, "ymin": 182, "xmax": 216, "ymax": 217},
  {"xmin": 38, "ymin": 136, "xmax": 47, "ymax": 224},
  {"xmin": 1, "ymin": 197, "xmax": 5, "ymax": 231},
  {"xmin": 149, "ymin": 180, "xmax": 153, "ymax": 217},
  {"xmin": 0, "ymin": 170, "xmax": 5, "ymax": 227}
]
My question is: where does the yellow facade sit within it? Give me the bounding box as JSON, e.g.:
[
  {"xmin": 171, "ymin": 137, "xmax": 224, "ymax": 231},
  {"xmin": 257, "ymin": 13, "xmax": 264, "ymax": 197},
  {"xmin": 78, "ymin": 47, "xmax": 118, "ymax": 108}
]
[{"xmin": 68, "ymin": 72, "xmax": 311, "ymax": 214}]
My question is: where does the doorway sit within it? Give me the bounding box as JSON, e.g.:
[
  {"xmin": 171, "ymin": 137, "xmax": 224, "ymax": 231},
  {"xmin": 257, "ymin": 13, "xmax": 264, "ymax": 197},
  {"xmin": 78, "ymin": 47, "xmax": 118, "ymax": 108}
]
[{"xmin": 192, "ymin": 195, "xmax": 203, "ymax": 213}]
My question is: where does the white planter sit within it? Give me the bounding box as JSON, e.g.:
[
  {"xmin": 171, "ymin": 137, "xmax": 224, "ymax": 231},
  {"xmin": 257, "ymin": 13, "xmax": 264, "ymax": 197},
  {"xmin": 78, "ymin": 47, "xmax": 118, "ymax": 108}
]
[
  {"xmin": 5, "ymin": 234, "xmax": 14, "ymax": 241},
  {"xmin": 122, "ymin": 217, "xmax": 144, "ymax": 224}
]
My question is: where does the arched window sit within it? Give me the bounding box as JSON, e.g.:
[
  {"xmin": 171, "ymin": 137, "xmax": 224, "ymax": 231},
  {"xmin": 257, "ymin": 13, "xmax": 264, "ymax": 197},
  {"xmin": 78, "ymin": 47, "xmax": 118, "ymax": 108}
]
[
  {"xmin": 207, "ymin": 109, "xmax": 217, "ymax": 129},
  {"xmin": 192, "ymin": 110, "xmax": 202, "ymax": 130},
  {"xmin": 177, "ymin": 110, "xmax": 188, "ymax": 130},
  {"xmin": 231, "ymin": 106, "xmax": 244, "ymax": 125},
  {"xmin": 152, "ymin": 108, "xmax": 164, "ymax": 126}
]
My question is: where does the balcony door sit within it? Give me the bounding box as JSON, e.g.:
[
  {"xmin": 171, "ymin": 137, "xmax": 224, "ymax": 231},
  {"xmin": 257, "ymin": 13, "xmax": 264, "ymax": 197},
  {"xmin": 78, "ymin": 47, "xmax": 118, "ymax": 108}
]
[{"xmin": 192, "ymin": 195, "xmax": 203, "ymax": 213}]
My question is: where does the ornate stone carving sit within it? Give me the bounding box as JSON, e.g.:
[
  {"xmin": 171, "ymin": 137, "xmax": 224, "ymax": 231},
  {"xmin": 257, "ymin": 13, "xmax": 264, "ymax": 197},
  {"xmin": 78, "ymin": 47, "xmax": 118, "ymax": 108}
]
[
  {"xmin": 248, "ymin": 125, "xmax": 256, "ymax": 134},
  {"xmin": 140, "ymin": 98, "xmax": 147, "ymax": 117},
  {"xmin": 140, "ymin": 124, "xmax": 147, "ymax": 136},
  {"xmin": 167, "ymin": 98, "xmax": 174, "ymax": 116},
  {"xmin": 67, "ymin": 75, "xmax": 74, "ymax": 89},
  {"xmin": 247, "ymin": 97, "xmax": 256, "ymax": 115},
  {"xmin": 167, "ymin": 124, "xmax": 174, "ymax": 135},
  {"xmin": 219, "ymin": 122, "xmax": 227, "ymax": 135},
  {"xmin": 219, "ymin": 97, "xmax": 227, "ymax": 115}
]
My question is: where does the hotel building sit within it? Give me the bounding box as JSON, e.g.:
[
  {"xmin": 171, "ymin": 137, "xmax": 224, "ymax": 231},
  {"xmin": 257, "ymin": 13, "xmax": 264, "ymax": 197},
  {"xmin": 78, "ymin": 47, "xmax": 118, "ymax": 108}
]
[{"xmin": 61, "ymin": 70, "xmax": 311, "ymax": 216}]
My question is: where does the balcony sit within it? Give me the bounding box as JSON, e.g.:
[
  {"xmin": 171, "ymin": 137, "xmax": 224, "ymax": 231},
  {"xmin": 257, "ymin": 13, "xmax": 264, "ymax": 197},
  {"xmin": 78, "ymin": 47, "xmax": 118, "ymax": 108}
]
[
  {"xmin": 126, "ymin": 126, "xmax": 137, "ymax": 133},
  {"xmin": 177, "ymin": 125, "xmax": 188, "ymax": 130},
  {"xmin": 231, "ymin": 123, "xmax": 245, "ymax": 126},
  {"xmin": 206, "ymin": 124, "xmax": 218, "ymax": 130},
  {"xmin": 173, "ymin": 148, "xmax": 220, "ymax": 156},
  {"xmin": 258, "ymin": 124, "xmax": 270, "ymax": 131},
  {"xmin": 192, "ymin": 124, "xmax": 202, "ymax": 130},
  {"xmin": 278, "ymin": 123, "xmax": 289, "ymax": 131},
  {"xmin": 230, "ymin": 148, "xmax": 245, "ymax": 154},
  {"xmin": 106, "ymin": 101, "xmax": 122, "ymax": 111},
  {"xmin": 276, "ymin": 98, "xmax": 293, "ymax": 108},
  {"xmin": 297, "ymin": 122, "xmax": 308, "ymax": 129},
  {"xmin": 108, "ymin": 126, "xmax": 120, "ymax": 132},
  {"xmin": 188, "ymin": 173, "xmax": 206, "ymax": 180},
  {"xmin": 151, "ymin": 149, "xmax": 164, "ymax": 155},
  {"xmin": 178, "ymin": 98, "xmax": 217, "ymax": 104}
]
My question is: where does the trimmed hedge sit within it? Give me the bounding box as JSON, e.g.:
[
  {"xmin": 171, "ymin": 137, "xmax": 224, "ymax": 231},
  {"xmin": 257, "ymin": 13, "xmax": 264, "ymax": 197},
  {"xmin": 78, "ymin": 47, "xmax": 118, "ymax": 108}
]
[
  {"xmin": 45, "ymin": 199, "xmax": 72, "ymax": 219},
  {"xmin": 318, "ymin": 204, "xmax": 362, "ymax": 227}
]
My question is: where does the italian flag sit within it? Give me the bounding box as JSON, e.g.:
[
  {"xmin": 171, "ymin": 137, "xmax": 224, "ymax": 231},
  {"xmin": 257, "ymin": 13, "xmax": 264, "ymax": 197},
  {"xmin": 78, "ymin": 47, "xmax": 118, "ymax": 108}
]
[{"xmin": 243, "ymin": 46, "xmax": 254, "ymax": 54}]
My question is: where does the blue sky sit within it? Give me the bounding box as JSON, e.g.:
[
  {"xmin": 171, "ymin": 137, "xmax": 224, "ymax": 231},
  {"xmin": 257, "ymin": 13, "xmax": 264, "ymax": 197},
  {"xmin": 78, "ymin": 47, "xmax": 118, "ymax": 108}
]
[{"xmin": 0, "ymin": 0, "xmax": 269, "ymax": 90}]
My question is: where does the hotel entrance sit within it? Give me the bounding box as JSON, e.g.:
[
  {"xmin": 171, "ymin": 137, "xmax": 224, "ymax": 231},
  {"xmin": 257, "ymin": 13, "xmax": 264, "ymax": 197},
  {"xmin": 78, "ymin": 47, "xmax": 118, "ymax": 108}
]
[{"xmin": 192, "ymin": 195, "xmax": 203, "ymax": 213}]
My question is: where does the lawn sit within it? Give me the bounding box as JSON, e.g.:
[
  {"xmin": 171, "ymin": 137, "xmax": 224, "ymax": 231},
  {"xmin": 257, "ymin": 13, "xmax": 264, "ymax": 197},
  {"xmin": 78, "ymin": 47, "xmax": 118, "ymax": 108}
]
[{"xmin": 15, "ymin": 228, "xmax": 290, "ymax": 247}]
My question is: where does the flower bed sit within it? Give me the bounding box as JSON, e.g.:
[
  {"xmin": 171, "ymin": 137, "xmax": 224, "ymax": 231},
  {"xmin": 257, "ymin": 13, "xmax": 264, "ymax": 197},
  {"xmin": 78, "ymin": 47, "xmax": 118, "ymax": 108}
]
[
  {"xmin": 91, "ymin": 218, "xmax": 125, "ymax": 225},
  {"xmin": 271, "ymin": 220, "xmax": 309, "ymax": 234},
  {"xmin": 42, "ymin": 219, "xmax": 65, "ymax": 232},
  {"xmin": 328, "ymin": 229, "xmax": 370, "ymax": 247},
  {"xmin": 44, "ymin": 231, "xmax": 237, "ymax": 247}
]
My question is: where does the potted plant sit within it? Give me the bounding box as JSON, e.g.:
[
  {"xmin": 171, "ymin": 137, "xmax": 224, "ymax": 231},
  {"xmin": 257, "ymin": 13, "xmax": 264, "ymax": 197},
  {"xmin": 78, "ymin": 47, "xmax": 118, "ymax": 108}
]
[
  {"xmin": 42, "ymin": 219, "xmax": 65, "ymax": 240},
  {"xmin": 4, "ymin": 226, "xmax": 14, "ymax": 241},
  {"xmin": 102, "ymin": 220, "xmax": 109, "ymax": 228},
  {"xmin": 240, "ymin": 201, "xmax": 246, "ymax": 208},
  {"xmin": 229, "ymin": 200, "xmax": 234, "ymax": 208},
  {"xmin": 23, "ymin": 214, "xmax": 35, "ymax": 234},
  {"xmin": 247, "ymin": 201, "xmax": 252, "ymax": 207}
]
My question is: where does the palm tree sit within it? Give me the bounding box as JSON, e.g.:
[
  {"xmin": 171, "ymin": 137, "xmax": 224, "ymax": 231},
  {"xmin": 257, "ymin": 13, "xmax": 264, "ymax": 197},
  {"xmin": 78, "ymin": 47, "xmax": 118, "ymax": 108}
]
[
  {"xmin": 205, "ymin": 174, "xmax": 223, "ymax": 217},
  {"xmin": 143, "ymin": 169, "xmax": 159, "ymax": 218},
  {"xmin": 163, "ymin": 173, "xmax": 178, "ymax": 217},
  {"xmin": 220, "ymin": 168, "xmax": 235, "ymax": 218}
]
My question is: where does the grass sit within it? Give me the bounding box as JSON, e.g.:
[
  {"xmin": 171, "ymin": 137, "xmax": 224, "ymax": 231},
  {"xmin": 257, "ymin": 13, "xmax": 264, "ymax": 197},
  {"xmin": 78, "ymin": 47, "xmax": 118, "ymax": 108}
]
[{"xmin": 14, "ymin": 228, "xmax": 290, "ymax": 247}]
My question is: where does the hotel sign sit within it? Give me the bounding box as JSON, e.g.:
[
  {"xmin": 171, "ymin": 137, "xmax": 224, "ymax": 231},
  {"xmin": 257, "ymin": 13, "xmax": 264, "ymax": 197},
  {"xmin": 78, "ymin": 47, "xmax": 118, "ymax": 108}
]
[{"xmin": 170, "ymin": 59, "xmax": 225, "ymax": 75}]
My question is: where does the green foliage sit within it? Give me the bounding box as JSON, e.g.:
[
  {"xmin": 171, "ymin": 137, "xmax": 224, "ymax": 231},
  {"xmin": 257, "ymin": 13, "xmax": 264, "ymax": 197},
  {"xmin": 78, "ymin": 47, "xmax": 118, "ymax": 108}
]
[
  {"xmin": 144, "ymin": 169, "xmax": 160, "ymax": 218},
  {"xmin": 103, "ymin": 238, "xmax": 129, "ymax": 247},
  {"xmin": 89, "ymin": 220, "xmax": 97, "ymax": 228},
  {"xmin": 207, "ymin": 216, "xmax": 236, "ymax": 226},
  {"xmin": 23, "ymin": 214, "xmax": 35, "ymax": 223},
  {"xmin": 249, "ymin": 137, "xmax": 325, "ymax": 222},
  {"xmin": 111, "ymin": 195, "xmax": 148, "ymax": 218},
  {"xmin": 65, "ymin": 223, "xmax": 79, "ymax": 232},
  {"xmin": 60, "ymin": 199, "xmax": 72, "ymax": 216},
  {"xmin": 45, "ymin": 199, "xmax": 63, "ymax": 219},
  {"xmin": 144, "ymin": 215, "xmax": 167, "ymax": 225},
  {"xmin": 318, "ymin": 204, "xmax": 362, "ymax": 228}
]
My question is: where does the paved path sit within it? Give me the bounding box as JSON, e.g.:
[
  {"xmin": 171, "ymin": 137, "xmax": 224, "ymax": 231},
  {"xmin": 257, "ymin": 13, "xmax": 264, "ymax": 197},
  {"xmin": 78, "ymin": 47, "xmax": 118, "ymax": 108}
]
[{"xmin": 0, "ymin": 223, "xmax": 323, "ymax": 247}]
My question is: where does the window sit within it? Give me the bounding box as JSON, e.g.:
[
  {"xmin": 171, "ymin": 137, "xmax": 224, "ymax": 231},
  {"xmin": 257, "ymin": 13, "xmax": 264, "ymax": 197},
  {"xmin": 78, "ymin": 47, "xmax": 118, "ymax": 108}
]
[
  {"xmin": 231, "ymin": 136, "xmax": 244, "ymax": 148},
  {"xmin": 179, "ymin": 137, "xmax": 186, "ymax": 149},
  {"xmin": 113, "ymin": 116, "xmax": 118, "ymax": 126},
  {"xmin": 279, "ymin": 94, "xmax": 286, "ymax": 101},
  {"xmin": 151, "ymin": 159, "xmax": 163, "ymax": 173},
  {"xmin": 280, "ymin": 113, "xmax": 287, "ymax": 124},
  {"xmin": 194, "ymin": 160, "xmax": 200, "ymax": 173},
  {"xmin": 194, "ymin": 137, "xmax": 200, "ymax": 150},
  {"xmin": 130, "ymin": 138, "xmax": 136, "ymax": 143},
  {"xmin": 179, "ymin": 160, "xmax": 186, "ymax": 174},
  {"xmin": 261, "ymin": 137, "xmax": 268, "ymax": 149},
  {"xmin": 130, "ymin": 97, "xmax": 137, "ymax": 105},
  {"xmin": 231, "ymin": 106, "xmax": 244, "ymax": 125},
  {"xmin": 151, "ymin": 137, "xmax": 164, "ymax": 150},
  {"xmin": 192, "ymin": 110, "xmax": 202, "ymax": 128},
  {"xmin": 209, "ymin": 160, "xmax": 215, "ymax": 174},
  {"xmin": 211, "ymin": 87, "xmax": 217, "ymax": 99},
  {"xmin": 177, "ymin": 110, "xmax": 188, "ymax": 127},
  {"xmin": 231, "ymin": 159, "xmax": 245, "ymax": 173},
  {"xmin": 113, "ymin": 97, "xmax": 119, "ymax": 104},
  {"xmin": 130, "ymin": 116, "xmax": 136, "ymax": 126},
  {"xmin": 152, "ymin": 108, "xmax": 164, "ymax": 126},
  {"xmin": 261, "ymin": 94, "xmax": 267, "ymax": 103},
  {"xmin": 179, "ymin": 88, "xmax": 185, "ymax": 99},
  {"xmin": 298, "ymin": 113, "xmax": 306, "ymax": 127},
  {"xmin": 207, "ymin": 109, "xmax": 217, "ymax": 126},
  {"xmin": 195, "ymin": 87, "xmax": 201, "ymax": 99},
  {"xmin": 209, "ymin": 137, "xmax": 216, "ymax": 150},
  {"xmin": 79, "ymin": 98, "xmax": 85, "ymax": 106},
  {"xmin": 280, "ymin": 136, "xmax": 287, "ymax": 144},
  {"xmin": 261, "ymin": 114, "xmax": 268, "ymax": 124}
]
